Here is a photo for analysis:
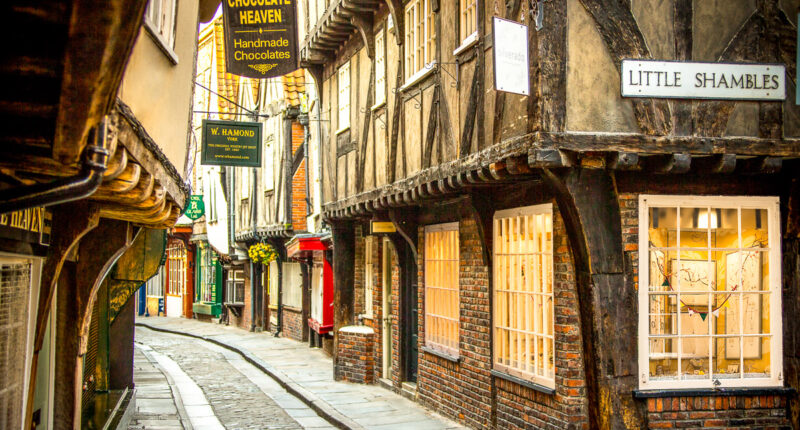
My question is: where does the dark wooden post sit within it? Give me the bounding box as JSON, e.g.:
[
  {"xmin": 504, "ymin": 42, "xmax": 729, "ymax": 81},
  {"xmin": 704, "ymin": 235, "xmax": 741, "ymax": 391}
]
[
  {"xmin": 109, "ymin": 295, "xmax": 135, "ymax": 390},
  {"xmin": 301, "ymin": 258, "xmax": 311, "ymax": 342},
  {"xmin": 541, "ymin": 167, "xmax": 645, "ymax": 430},
  {"xmin": 53, "ymin": 219, "xmax": 136, "ymax": 429},
  {"xmin": 330, "ymin": 220, "xmax": 355, "ymax": 364}
]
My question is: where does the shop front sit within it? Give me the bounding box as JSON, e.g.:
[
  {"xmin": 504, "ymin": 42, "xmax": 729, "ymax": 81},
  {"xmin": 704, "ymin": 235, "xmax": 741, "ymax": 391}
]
[{"xmin": 287, "ymin": 234, "xmax": 333, "ymax": 348}]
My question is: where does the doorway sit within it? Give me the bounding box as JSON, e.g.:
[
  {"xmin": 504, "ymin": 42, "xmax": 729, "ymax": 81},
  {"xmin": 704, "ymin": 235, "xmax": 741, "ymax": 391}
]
[
  {"xmin": 381, "ymin": 239, "xmax": 393, "ymax": 380},
  {"xmin": 397, "ymin": 239, "xmax": 418, "ymax": 383}
]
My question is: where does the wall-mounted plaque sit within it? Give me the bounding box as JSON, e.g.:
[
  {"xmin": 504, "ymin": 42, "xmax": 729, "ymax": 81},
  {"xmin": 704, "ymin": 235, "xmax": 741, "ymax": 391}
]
[
  {"xmin": 492, "ymin": 17, "xmax": 529, "ymax": 96},
  {"xmin": 622, "ymin": 60, "xmax": 785, "ymax": 101}
]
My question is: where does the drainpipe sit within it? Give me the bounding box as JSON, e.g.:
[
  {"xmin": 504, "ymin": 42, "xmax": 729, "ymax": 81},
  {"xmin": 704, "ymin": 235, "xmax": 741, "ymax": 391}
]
[
  {"xmin": 0, "ymin": 120, "xmax": 111, "ymax": 214},
  {"xmin": 315, "ymin": 98, "xmax": 324, "ymax": 218},
  {"xmin": 301, "ymin": 115, "xmax": 311, "ymax": 218},
  {"xmin": 250, "ymin": 167, "xmax": 258, "ymax": 331},
  {"xmin": 275, "ymin": 244, "xmax": 284, "ymax": 337}
]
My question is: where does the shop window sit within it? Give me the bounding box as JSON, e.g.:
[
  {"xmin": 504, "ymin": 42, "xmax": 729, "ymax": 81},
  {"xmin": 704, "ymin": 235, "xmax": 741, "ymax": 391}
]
[
  {"xmin": 374, "ymin": 28, "xmax": 386, "ymax": 107},
  {"xmin": 0, "ymin": 258, "xmax": 38, "ymax": 430},
  {"xmin": 459, "ymin": 0, "xmax": 477, "ymax": 47},
  {"xmin": 337, "ymin": 61, "xmax": 351, "ymax": 132},
  {"xmin": 282, "ymin": 262, "xmax": 303, "ymax": 308},
  {"xmin": 167, "ymin": 244, "xmax": 185, "ymax": 296},
  {"xmin": 226, "ymin": 269, "xmax": 245, "ymax": 305},
  {"xmin": 493, "ymin": 205, "xmax": 554, "ymax": 388},
  {"xmin": 199, "ymin": 247, "xmax": 217, "ymax": 303},
  {"xmin": 639, "ymin": 195, "xmax": 782, "ymax": 389},
  {"xmin": 268, "ymin": 260, "xmax": 279, "ymax": 307},
  {"xmin": 404, "ymin": 0, "xmax": 436, "ymax": 82},
  {"xmin": 364, "ymin": 237, "xmax": 375, "ymax": 318},
  {"xmin": 146, "ymin": 265, "xmax": 165, "ymax": 297},
  {"xmin": 424, "ymin": 223, "xmax": 460, "ymax": 356}
]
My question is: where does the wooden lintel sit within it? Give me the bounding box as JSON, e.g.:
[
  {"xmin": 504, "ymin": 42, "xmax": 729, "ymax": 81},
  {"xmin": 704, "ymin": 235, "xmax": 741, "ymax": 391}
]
[
  {"xmin": 529, "ymin": 148, "xmax": 574, "ymax": 168},
  {"xmin": 606, "ymin": 152, "xmax": 640, "ymax": 171},
  {"xmin": 642, "ymin": 153, "xmax": 692, "ymax": 174},
  {"xmin": 691, "ymin": 154, "xmax": 737, "ymax": 174},
  {"xmin": 506, "ymin": 155, "xmax": 533, "ymax": 175},
  {"xmin": 489, "ymin": 162, "xmax": 510, "ymax": 180},
  {"xmin": 737, "ymin": 156, "xmax": 783, "ymax": 174}
]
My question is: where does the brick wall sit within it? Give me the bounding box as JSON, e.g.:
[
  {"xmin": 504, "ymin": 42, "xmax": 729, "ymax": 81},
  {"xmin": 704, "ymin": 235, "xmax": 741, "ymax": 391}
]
[
  {"xmin": 290, "ymin": 121, "xmax": 307, "ymax": 231},
  {"xmin": 645, "ymin": 395, "xmax": 788, "ymax": 428},
  {"xmin": 334, "ymin": 326, "xmax": 376, "ymax": 384},
  {"xmin": 412, "ymin": 206, "xmax": 589, "ymax": 429},
  {"xmin": 353, "ymin": 225, "xmax": 366, "ymax": 318},
  {"xmin": 282, "ymin": 306, "xmax": 303, "ymax": 341}
]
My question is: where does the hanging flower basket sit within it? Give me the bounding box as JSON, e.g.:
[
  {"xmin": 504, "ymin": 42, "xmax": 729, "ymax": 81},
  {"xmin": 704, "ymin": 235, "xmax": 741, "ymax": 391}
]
[{"xmin": 248, "ymin": 243, "xmax": 277, "ymax": 264}]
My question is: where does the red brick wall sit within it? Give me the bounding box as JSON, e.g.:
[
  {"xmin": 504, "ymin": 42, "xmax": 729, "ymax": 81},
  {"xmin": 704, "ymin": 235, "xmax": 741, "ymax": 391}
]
[
  {"xmin": 334, "ymin": 327, "xmax": 376, "ymax": 384},
  {"xmin": 282, "ymin": 306, "xmax": 303, "ymax": 341},
  {"xmin": 353, "ymin": 225, "xmax": 366, "ymax": 317},
  {"xmin": 412, "ymin": 206, "xmax": 589, "ymax": 430},
  {"xmin": 291, "ymin": 121, "xmax": 307, "ymax": 231},
  {"xmin": 645, "ymin": 395, "xmax": 788, "ymax": 428}
]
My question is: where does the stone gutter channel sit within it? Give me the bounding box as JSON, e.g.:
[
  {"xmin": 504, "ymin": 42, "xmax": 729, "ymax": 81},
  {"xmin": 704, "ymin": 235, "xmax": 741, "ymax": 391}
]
[{"xmin": 135, "ymin": 322, "xmax": 363, "ymax": 430}]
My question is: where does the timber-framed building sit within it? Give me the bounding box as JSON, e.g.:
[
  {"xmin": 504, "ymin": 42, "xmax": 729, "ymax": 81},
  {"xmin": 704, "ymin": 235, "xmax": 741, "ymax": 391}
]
[{"xmin": 300, "ymin": 0, "xmax": 800, "ymax": 428}]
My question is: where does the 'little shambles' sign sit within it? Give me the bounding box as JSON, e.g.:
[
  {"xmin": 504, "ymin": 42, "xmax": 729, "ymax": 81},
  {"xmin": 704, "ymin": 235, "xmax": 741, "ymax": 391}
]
[
  {"xmin": 222, "ymin": 0, "xmax": 299, "ymax": 78},
  {"xmin": 621, "ymin": 60, "xmax": 785, "ymax": 101},
  {"xmin": 201, "ymin": 120, "xmax": 262, "ymax": 167}
]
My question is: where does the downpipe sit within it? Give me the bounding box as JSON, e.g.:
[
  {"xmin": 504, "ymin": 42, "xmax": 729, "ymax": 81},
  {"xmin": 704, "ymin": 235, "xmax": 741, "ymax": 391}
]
[{"xmin": 0, "ymin": 121, "xmax": 111, "ymax": 214}]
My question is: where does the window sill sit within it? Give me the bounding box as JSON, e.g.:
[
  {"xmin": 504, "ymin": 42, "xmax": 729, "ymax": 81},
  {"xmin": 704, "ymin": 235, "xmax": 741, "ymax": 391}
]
[
  {"xmin": 421, "ymin": 346, "xmax": 460, "ymax": 363},
  {"xmin": 400, "ymin": 62, "xmax": 437, "ymax": 92},
  {"xmin": 490, "ymin": 369, "xmax": 555, "ymax": 395},
  {"xmin": 633, "ymin": 386, "xmax": 796, "ymax": 398},
  {"xmin": 143, "ymin": 20, "xmax": 179, "ymax": 65},
  {"xmin": 335, "ymin": 126, "xmax": 350, "ymax": 136},
  {"xmin": 224, "ymin": 302, "xmax": 244, "ymax": 307},
  {"xmin": 453, "ymin": 32, "xmax": 479, "ymax": 56},
  {"xmin": 371, "ymin": 100, "xmax": 386, "ymax": 111}
]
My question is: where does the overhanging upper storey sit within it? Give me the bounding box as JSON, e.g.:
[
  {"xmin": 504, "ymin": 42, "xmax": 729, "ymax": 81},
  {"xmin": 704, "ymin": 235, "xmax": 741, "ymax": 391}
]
[{"xmin": 300, "ymin": 0, "xmax": 384, "ymax": 65}]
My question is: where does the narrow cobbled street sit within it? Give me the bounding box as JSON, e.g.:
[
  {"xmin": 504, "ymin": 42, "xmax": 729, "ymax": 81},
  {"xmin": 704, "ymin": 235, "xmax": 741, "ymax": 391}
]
[{"xmin": 129, "ymin": 327, "xmax": 333, "ymax": 429}]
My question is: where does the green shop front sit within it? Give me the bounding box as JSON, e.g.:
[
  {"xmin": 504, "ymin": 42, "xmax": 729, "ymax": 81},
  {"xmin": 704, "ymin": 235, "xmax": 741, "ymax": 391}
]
[{"xmin": 193, "ymin": 242, "xmax": 223, "ymax": 318}]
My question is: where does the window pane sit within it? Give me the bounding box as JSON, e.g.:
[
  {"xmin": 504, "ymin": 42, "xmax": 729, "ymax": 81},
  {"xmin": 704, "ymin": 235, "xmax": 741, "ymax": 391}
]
[
  {"xmin": 649, "ymin": 294, "xmax": 677, "ymax": 336},
  {"xmin": 741, "ymin": 208, "xmax": 769, "ymax": 248},
  {"xmin": 681, "ymin": 336, "xmax": 710, "ymax": 379},
  {"xmin": 649, "ymin": 337, "xmax": 678, "ymax": 379},
  {"xmin": 742, "ymin": 336, "xmax": 770, "ymax": 378},
  {"xmin": 713, "ymin": 337, "xmax": 740, "ymax": 379}
]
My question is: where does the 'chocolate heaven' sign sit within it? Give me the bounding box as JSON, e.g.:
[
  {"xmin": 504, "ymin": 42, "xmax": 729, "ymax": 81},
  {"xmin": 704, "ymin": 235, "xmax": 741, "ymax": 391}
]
[
  {"xmin": 621, "ymin": 60, "xmax": 785, "ymax": 101},
  {"xmin": 222, "ymin": 0, "xmax": 299, "ymax": 78}
]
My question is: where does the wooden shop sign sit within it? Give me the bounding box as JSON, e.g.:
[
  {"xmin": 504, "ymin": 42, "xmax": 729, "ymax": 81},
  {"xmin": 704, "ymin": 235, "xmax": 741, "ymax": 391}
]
[
  {"xmin": 370, "ymin": 221, "xmax": 396, "ymax": 234},
  {"xmin": 0, "ymin": 207, "xmax": 51, "ymax": 246},
  {"xmin": 622, "ymin": 60, "xmax": 785, "ymax": 101},
  {"xmin": 201, "ymin": 119, "xmax": 263, "ymax": 167},
  {"xmin": 222, "ymin": 0, "xmax": 299, "ymax": 78}
]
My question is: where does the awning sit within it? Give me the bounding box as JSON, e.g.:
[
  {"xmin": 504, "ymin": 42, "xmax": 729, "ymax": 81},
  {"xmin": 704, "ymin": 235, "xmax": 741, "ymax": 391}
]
[{"xmin": 286, "ymin": 234, "xmax": 329, "ymax": 260}]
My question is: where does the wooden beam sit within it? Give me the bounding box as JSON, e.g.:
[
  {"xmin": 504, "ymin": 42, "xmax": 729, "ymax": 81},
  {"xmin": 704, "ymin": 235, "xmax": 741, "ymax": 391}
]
[
  {"xmin": 528, "ymin": 148, "xmax": 574, "ymax": 168},
  {"xmin": 737, "ymin": 156, "xmax": 783, "ymax": 174},
  {"xmin": 578, "ymin": 0, "xmax": 671, "ymax": 135},
  {"xmin": 330, "ymin": 220, "xmax": 355, "ymax": 363},
  {"xmin": 460, "ymin": 65, "xmax": 481, "ymax": 157},
  {"xmin": 423, "ymin": 87, "xmax": 439, "ymax": 169},
  {"xmin": 540, "ymin": 167, "xmax": 643, "ymax": 430},
  {"xmin": 54, "ymin": 0, "xmax": 148, "ymax": 165},
  {"xmin": 671, "ymin": 0, "xmax": 692, "ymax": 136},
  {"xmin": 690, "ymin": 154, "xmax": 737, "ymax": 174},
  {"xmin": 25, "ymin": 202, "xmax": 100, "ymax": 429},
  {"xmin": 606, "ymin": 152, "xmax": 640, "ymax": 171},
  {"xmin": 642, "ymin": 153, "xmax": 692, "ymax": 174},
  {"xmin": 388, "ymin": 207, "xmax": 418, "ymax": 261}
]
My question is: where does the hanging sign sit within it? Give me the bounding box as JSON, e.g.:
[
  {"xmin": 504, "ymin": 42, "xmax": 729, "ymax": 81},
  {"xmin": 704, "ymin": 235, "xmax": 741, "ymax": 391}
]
[
  {"xmin": 222, "ymin": 0, "xmax": 299, "ymax": 78},
  {"xmin": 621, "ymin": 60, "xmax": 785, "ymax": 101},
  {"xmin": 184, "ymin": 195, "xmax": 205, "ymax": 220},
  {"xmin": 0, "ymin": 207, "xmax": 51, "ymax": 246},
  {"xmin": 492, "ymin": 17, "xmax": 530, "ymax": 96},
  {"xmin": 201, "ymin": 119, "xmax": 263, "ymax": 167}
]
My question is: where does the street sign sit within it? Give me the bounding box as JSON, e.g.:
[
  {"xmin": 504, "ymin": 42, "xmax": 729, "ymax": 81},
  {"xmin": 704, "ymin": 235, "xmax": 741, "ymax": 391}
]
[
  {"xmin": 184, "ymin": 195, "xmax": 205, "ymax": 220},
  {"xmin": 201, "ymin": 119, "xmax": 263, "ymax": 167},
  {"xmin": 492, "ymin": 17, "xmax": 529, "ymax": 96},
  {"xmin": 621, "ymin": 60, "xmax": 785, "ymax": 101},
  {"xmin": 222, "ymin": 0, "xmax": 299, "ymax": 79}
]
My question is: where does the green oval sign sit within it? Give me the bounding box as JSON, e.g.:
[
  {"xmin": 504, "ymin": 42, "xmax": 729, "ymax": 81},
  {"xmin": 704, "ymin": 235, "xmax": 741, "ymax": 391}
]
[{"xmin": 185, "ymin": 195, "xmax": 205, "ymax": 220}]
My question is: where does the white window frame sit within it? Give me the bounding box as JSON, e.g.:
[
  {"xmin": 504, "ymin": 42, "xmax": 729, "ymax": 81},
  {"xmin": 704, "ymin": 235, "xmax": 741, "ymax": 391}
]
[
  {"xmin": 373, "ymin": 28, "xmax": 387, "ymax": 109},
  {"xmin": 147, "ymin": 265, "xmax": 165, "ymax": 298},
  {"xmin": 166, "ymin": 245, "xmax": 185, "ymax": 296},
  {"xmin": 424, "ymin": 222, "xmax": 460, "ymax": 357},
  {"xmin": 226, "ymin": 269, "xmax": 246, "ymax": 305},
  {"xmin": 492, "ymin": 204, "xmax": 555, "ymax": 389},
  {"xmin": 282, "ymin": 262, "xmax": 303, "ymax": 308},
  {"xmin": 403, "ymin": 0, "xmax": 437, "ymax": 87},
  {"xmin": 364, "ymin": 236, "xmax": 375, "ymax": 318},
  {"xmin": 455, "ymin": 0, "xmax": 478, "ymax": 54},
  {"xmin": 337, "ymin": 61, "xmax": 351, "ymax": 133},
  {"xmin": 144, "ymin": 0, "xmax": 179, "ymax": 64},
  {"xmin": 637, "ymin": 195, "xmax": 782, "ymax": 390}
]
